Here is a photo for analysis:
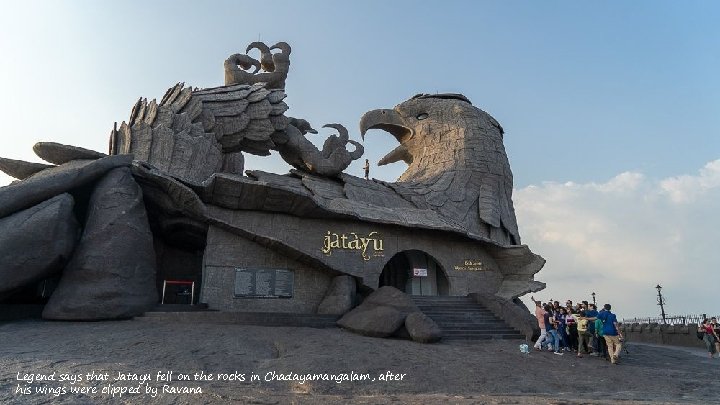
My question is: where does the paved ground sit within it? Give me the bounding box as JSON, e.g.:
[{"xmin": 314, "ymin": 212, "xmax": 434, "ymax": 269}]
[{"xmin": 0, "ymin": 319, "xmax": 718, "ymax": 404}]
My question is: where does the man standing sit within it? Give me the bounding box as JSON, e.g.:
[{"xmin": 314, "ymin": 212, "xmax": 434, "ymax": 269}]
[
  {"xmin": 585, "ymin": 303, "xmax": 599, "ymax": 355},
  {"xmin": 363, "ymin": 159, "xmax": 370, "ymax": 180},
  {"xmin": 598, "ymin": 304, "xmax": 624, "ymax": 364},
  {"xmin": 531, "ymin": 296, "xmax": 548, "ymax": 351}
]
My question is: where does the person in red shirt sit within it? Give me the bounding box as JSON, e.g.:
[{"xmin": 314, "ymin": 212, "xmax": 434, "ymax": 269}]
[{"xmin": 699, "ymin": 319, "xmax": 720, "ymax": 358}]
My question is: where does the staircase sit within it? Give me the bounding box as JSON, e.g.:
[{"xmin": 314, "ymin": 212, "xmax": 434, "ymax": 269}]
[
  {"xmin": 412, "ymin": 296, "xmax": 524, "ymax": 340},
  {"xmin": 136, "ymin": 305, "xmax": 339, "ymax": 328}
]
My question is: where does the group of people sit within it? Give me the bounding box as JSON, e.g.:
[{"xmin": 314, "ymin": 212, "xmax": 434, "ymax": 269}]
[
  {"xmin": 698, "ymin": 317, "xmax": 720, "ymax": 358},
  {"xmin": 531, "ymin": 297, "xmax": 624, "ymax": 364}
]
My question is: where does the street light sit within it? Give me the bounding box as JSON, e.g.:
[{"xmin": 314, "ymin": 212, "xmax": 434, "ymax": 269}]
[
  {"xmin": 656, "ymin": 284, "xmax": 667, "ymax": 324},
  {"xmin": 591, "ymin": 292, "xmax": 596, "ymax": 306}
]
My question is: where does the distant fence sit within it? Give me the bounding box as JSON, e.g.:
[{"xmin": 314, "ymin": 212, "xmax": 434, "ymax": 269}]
[{"xmin": 622, "ymin": 314, "xmax": 719, "ymax": 326}]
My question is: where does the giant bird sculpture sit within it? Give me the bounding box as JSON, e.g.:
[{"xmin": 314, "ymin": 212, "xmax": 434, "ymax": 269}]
[
  {"xmin": 360, "ymin": 94, "xmax": 520, "ymax": 245},
  {"xmin": 0, "ymin": 40, "xmax": 544, "ymax": 323}
]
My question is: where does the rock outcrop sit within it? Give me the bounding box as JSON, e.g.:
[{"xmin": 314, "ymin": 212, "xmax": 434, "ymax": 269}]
[
  {"xmin": 0, "ymin": 154, "xmax": 133, "ymax": 219},
  {"xmin": 33, "ymin": 142, "xmax": 106, "ymax": 165},
  {"xmin": 0, "ymin": 194, "xmax": 79, "ymax": 295},
  {"xmin": 0, "ymin": 157, "xmax": 54, "ymax": 180},
  {"xmin": 43, "ymin": 167, "xmax": 157, "ymax": 320},
  {"xmin": 316, "ymin": 275, "xmax": 356, "ymax": 315},
  {"xmin": 337, "ymin": 286, "xmax": 420, "ymax": 338}
]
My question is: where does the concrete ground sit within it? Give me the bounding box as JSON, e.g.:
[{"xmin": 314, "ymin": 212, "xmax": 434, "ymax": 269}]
[{"xmin": 0, "ymin": 319, "xmax": 718, "ymax": 404}]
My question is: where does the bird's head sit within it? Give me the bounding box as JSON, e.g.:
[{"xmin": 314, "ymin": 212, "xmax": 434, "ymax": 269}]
[{"xmin": 360, "ymin": 94, "xmax": 504, "ymax": 182}]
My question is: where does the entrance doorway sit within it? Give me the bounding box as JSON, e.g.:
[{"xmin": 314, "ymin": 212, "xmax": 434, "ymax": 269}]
[{"xmin": 379, "ymin": 250, "xmax": 449, "ymax": 296}]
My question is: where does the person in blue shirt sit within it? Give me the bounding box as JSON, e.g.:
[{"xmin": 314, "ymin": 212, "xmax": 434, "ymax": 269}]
[
  {"xmin": 584, "ymin": 304, "xmax": 599, "ymax": 355},
  {"xmin": 543, "ymin": 304, "xmax": 563, "ymax": 355},
  {"xmin": 597, "ymin": 303, "xmax": 624, "ymax": 364}
]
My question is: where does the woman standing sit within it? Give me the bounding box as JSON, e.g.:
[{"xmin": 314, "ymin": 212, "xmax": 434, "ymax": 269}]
[
  {"xmin": 699, "ymin": 319, "xmax": 719, "ymax": 358},
  {"xmin": 565, "ymin": 307, "xmax": 578, "ymax": 352}
]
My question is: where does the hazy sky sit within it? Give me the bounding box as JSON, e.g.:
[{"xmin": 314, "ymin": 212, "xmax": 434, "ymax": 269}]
[{"xmin": 1, "ymin": 1, "xmax": 718, "ymax": 317}]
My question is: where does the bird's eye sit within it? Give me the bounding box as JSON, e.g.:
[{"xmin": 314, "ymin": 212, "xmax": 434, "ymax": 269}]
[{"xmin": 416, "ymin": 113, "xmax": 428, "ymax": 120}]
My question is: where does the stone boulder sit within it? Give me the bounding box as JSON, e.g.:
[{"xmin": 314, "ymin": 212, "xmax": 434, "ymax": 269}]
[
  {"xmin": 33, "ymin": 142, "xmax": 106, "ymax": 165},
  {"xmin": 0, "ymin": 157, "xmax": 54, "ymax": 180},
  {"xmin": 316, "ymin": 275, "xmax": 356, "ymax": 315},
  {"xmin": 337, "ymin": 286, "xmax": 419, "ymax": 338},
  {"xmin": 405, "ymin": 312, "xmax": 442, "ymax": 343},
  {"xmin": 337, "ymin": 305, "xmax": 405, "ymax": 338},
  {"xmin": 361, "ymin": 286, "xmax": 419, "ymax": 315},
  {"xmin": 0, "ymin": 154, "xmax": 133, "ymax": 219},
  {"xmin": 43, "ymin": 167, "xmax": 158, "ymax": 320},
  {"xmin": 0, "ymin": 194, "xmax": 79, "ymax": 295}
]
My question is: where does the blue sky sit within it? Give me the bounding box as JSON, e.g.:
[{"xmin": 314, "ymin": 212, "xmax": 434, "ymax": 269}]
[{"xmin": 1, "ymin": 1, "xmax": 718, "ymax": 316}]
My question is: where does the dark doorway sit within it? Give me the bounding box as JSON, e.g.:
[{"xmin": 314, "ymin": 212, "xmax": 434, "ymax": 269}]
[{"xmin": 379, "ymin": 250, "xmax": 449, "ymax": 296}]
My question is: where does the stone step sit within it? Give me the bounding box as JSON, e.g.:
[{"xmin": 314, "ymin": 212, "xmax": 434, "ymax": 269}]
[
  {"xmin": 419, "ymin": 310, "xmax": 496, "ymax": 315},
  {"xmin": 410, "ymin": 296, "xmax": 523, "ymax": 340}
]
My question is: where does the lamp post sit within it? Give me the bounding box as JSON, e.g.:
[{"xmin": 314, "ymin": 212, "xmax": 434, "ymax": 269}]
[
  {"xmin": 591, "ymin": 292, "xmax": 596, "ymax": 306},
  {"xmin": 656, "ymin": 284, "xmax": 667, "ymax": 324}
]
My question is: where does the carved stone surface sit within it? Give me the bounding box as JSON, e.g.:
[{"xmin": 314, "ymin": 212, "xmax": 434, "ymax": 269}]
[
  {"xmin": 469, "ymin": 292, "xmax": 540, "ymax": 341},
  {"xmin": 405, "ymin": 312, "xmax": 443, "ymax": 343},
  {"xmin": 33, "ymin": 142, "xmax": 106, "ymax": 165},
  {"xmin": 360, "ymin": 94, "xmax": 521, "ymax": 246},
  {"xmin": 224, "ymin": 42, "xmax": 291, "ymax": 89},
  {"xmin": 221, "ymin": 152, "xmax": 244, "ymax": 175},
  {"xmin": 316, "ymin": 275, "xmax": 356, "ymax": 315},
  {"xmin": 0, "ymin": 41, "xmax": 545, "ymax": 336},
  {"xmin": 0, "ymin": 154, "xmax": 133, "ymax": 219},
  {"xmin": 0, "ymin": 157, "xmax": 54, "ymax": 180},
  {"xmin": 361, "ymin": 286, "xmax": 419, "ymax": 315},
  {"xmin": 117, "ymin": 44, "xmax": 363, "ymax": 180},
  {"xmin": 0, "ymin": 194, "xmax": 79, "ymax": 295},
  {"xmin": 113, "ymin": 85, "xmax": 223, "ymax": 185},
  {"xmin": 337, "ymin": 305, "xmax": 405, "ymax": 338},
  {"xmin": 337, "ymin": 287, "xmax": 419, "ymax": 337},
  {"xmin": 43, "ymin": 168, "xmax": 157, "ymax": 320}
]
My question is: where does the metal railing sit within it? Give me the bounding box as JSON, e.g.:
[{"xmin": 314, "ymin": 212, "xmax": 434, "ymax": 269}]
[{"xmin": 622, "ymin": 314, "xmax": 720, "ymax": 325}]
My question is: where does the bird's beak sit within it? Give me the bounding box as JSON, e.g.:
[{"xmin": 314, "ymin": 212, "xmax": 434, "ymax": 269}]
[
  {"xmin": 359, "ymin": 108, "xmax": 414, "ymax": 166},
  {"xmin": 359, "ymin": 109, "xmax": 413, "ymax": 143}
]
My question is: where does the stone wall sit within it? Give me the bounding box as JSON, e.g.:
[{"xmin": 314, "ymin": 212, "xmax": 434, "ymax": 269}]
[
  {"xmin": 201, "ymin": 226, "xmax": 333, "ymax": 313},
  {"xmin": 619, "ymin": 323, "xmax": 707, "ymax": 349},
  {"xmin": 207, "ymin": 207, "xmax": 505, "ymax": 296}
]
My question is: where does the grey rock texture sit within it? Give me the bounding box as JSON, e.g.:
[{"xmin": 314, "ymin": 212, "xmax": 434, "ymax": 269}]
[
  {"xmin": 469, "ymin": 292, "xmax": 540, "ymax": 341},
  {"xmin": 43, "ymin": 167, "xmax": 157, "ymax": 320},
  {"xmin": 0, "ymin": 194, "xmax": 79, "ymax": 295},
  {"xmin": 224, "ymin": 41, "xmax": 291, "ymax": 89},
  {"xmin": 33, "ymin": 142, "xmax": 106, "ymax": 165},
  {"xmin": 116, "ymin": 42, "xmax": 363, "ymax": 180},
  {"xmin": 316, "ymin": 275, "xmax": 356, "ymax": 315},
  {"xmin": 274, "ymin": 123, "xmax": 363, "ymax": 177},
  {"xmin": 360, "ymin": 94, "xmax": 520, "ymax": 246},
  {"xmin": 405, "ymin": 311, "xmax": 442, "ymax": 343},
  {"xmin": 111, "ymin": 84, "xmax": 223, "ymax": 185},
  {"xmin": 337, "ymin": 287, "xmax": 418, "ymax": 338},
  {"xmin": 0, "ymin": 154, "xmax": 133, "ymax": 219},
  {"xmin": 0, "ymin": 157, "xmax": 54, "ymax": 180},
  {"xmin": 337, "ymin": 305, "xmax": 405, "ymax": 338},
  {"xmin": 361, "ymin": 286, "xmax": 419, "ymax": 315}
]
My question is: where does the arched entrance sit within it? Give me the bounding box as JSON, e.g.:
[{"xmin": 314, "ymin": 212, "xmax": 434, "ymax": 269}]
[{"xmin": 379, "ymin": 250, "xmax": 449, "ymax": 296}]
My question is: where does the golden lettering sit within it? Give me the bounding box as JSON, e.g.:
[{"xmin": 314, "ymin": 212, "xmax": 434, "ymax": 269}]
[{"xmin": 321, "ymin": 231, "xmax": 384, "ymax": 261}]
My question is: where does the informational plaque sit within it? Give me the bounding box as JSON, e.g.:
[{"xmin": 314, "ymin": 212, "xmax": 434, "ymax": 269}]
[
  {"xmin": 413, "ymin": 268, "xmax": 428, "ymax": 277},
  {"xmin": 234, "ymin": 268, "xmax": 294, "ymax": 298}
]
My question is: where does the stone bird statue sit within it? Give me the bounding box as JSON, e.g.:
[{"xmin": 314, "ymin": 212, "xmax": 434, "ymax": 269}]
[{"xmin": 359, "ymin": 94, "xmax": 520, "ymax": 245}]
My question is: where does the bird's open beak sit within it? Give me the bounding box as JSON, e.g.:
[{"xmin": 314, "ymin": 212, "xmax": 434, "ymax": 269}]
[{"xmin": 359, "ymin": 109, "xmax": 414, "ymax": 166}]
